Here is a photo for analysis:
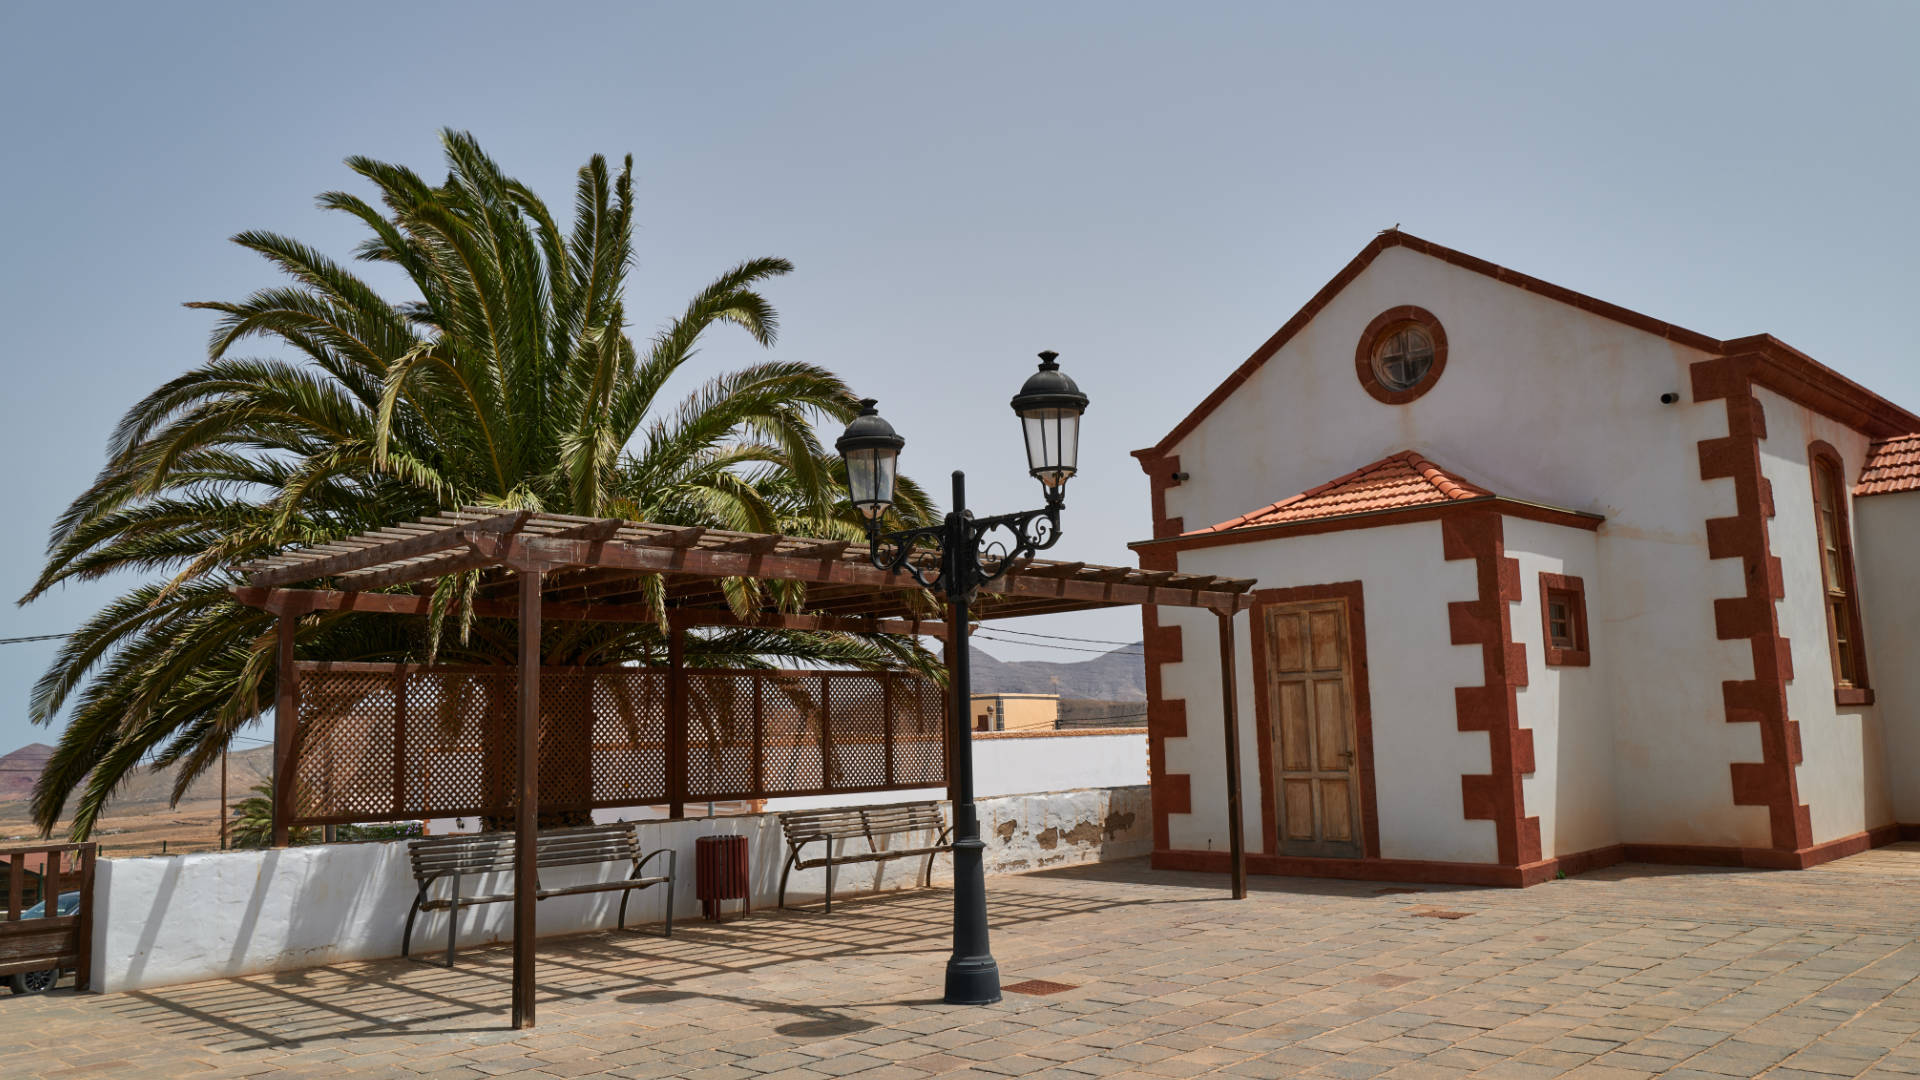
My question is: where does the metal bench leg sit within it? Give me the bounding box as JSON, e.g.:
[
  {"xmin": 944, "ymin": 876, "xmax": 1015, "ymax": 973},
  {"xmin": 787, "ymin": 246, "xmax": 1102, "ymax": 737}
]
[
  {"xmin": 402, "ymin": 882, "xmax": 431, "ymax": 959},
  {"xmin": 778, "ymin": 850, "xmax": 796, "ymax": 910},
  {"xmin": 444, "ymin": 874, "xmax": 460, "ymax": 968},
  {"xmin": 824, "ymin": 842, "xmax": 834, "ymax": 914},
  {"xmin": 663, "ymin": 850, "xmax": 676, "ymax": 937},
  {"xmin": 927, "ymin": 825, "xmax": 952, "ymax": 888}
]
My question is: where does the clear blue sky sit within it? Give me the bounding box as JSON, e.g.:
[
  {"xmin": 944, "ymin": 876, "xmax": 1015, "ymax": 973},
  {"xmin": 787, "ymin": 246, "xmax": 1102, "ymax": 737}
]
[{"xmin": 2, "ymin": 3, "xmax": 1916, "ymax": 756}]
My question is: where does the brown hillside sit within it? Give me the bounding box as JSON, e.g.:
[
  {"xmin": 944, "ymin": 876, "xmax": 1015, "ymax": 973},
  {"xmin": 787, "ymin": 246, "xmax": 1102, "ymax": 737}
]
[{"xmin": 0, "ymin": 743, "xmax": 54, "ymax": 802}]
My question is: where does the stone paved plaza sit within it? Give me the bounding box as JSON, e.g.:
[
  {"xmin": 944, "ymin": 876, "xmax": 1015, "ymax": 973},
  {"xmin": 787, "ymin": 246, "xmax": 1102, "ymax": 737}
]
[{"xmin": 10, "ymin": 847, "xmax": 1920, "ymax": 1079}]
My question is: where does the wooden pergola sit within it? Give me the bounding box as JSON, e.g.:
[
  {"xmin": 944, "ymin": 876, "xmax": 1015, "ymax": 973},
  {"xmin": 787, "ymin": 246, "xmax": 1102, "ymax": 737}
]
[{"xmin": 234, "ymin": 508, "xmax": 1256, "ymax": 1028}]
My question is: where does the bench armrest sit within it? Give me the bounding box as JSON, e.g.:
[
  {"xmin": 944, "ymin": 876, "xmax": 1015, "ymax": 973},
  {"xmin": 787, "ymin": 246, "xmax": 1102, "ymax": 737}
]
[{"xmin": 633, "ymin": 847, "xmax": 676, "ymax": 879}]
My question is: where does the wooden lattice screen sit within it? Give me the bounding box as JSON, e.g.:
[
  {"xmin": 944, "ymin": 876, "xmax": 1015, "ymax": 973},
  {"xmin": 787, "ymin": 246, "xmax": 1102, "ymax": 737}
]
[{"xmin": 286, "ymin": 662, "xmax": 947, "ymax": 826}]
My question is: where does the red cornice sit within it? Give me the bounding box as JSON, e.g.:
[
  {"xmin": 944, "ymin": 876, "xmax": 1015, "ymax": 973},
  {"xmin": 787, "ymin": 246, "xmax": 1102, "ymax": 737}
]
[{"xmin": 1136, "ymin": 232, "xmax": 1920, "ymax": 465}]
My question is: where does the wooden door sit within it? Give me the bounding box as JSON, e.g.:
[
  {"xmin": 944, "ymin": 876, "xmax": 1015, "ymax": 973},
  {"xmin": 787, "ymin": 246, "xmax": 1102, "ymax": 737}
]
[{"xmin": 1263, "ymin": 600, "xmax": 1363, "ymax": 858}]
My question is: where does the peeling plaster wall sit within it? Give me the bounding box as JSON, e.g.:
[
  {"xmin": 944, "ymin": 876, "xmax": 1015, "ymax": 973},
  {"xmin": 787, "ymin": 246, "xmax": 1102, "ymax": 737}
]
[{"xmin": 89, "ymin": 785, "xmax": 1149, "ymax": 994}]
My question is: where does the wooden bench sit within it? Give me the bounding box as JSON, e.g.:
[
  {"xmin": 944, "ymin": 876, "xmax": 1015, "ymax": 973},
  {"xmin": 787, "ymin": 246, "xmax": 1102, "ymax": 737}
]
[
  {"xmin": 777, "ymin": 802, "xmax": 951, "ymax": 912},
  {"xmin": 402, "ymin": 823, "xmax": 675, "ymax": 966}
]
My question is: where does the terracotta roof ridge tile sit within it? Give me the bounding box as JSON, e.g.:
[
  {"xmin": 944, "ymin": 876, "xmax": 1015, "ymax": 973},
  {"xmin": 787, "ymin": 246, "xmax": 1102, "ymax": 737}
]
[
  {"xmin": 1856, "ymin": 432, "xmax": 1920, "ymax": 495},
  {"xmin": 1188, "ymin": 449, "xmax": 1493, "ymax": 534}
]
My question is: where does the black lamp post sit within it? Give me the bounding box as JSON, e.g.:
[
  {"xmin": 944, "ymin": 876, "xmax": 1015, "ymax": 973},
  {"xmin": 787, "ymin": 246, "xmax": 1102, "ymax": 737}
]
[{"xmin": 835, "ymin": 351, "xmax": 1089, "ymax": 1006}]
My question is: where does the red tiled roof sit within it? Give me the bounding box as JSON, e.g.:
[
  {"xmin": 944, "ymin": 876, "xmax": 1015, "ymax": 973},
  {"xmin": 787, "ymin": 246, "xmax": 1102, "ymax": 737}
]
[
  {"xmin": 1188, "ymin": 451, "xmax": 1492, "ymax": 535},
  {"xmin": 1856, "ymin": 434, "xmax": 1920, "ymax": 496}
]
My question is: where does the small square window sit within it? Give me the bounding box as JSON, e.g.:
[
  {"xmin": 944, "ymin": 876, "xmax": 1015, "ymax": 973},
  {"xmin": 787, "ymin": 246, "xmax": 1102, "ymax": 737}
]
[
  {"xmin": 1547, "ymin": 597, "xmax": 1576, "ymax": 649},
  {"xmin": 1539, "ymin": 574, "xmax": 1590, "ymax": 667}
]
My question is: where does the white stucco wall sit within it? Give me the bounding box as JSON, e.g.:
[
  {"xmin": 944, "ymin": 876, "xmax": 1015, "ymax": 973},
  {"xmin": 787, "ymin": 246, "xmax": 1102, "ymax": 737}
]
[
  {"xmin": 1757, "ymin": 386, "xmax": 1893, "ymax": 844},
  {"xmin": 1154, "ymin": 245, "xmax": 1767, "ymax": 850},
  {"xmin": 1505, "ymin": 518, "xmax": 1615, "ymax": 859},
  {"xmin": 1856, "ymin": 491, "xmax": 1920, "ymax": 822},
  {"xmin": 90, "ymin": 784, "xmax": 1150, "ymax": 994},
  {"xmin": 1161, "ymin": 523, "xmax": 1494, "ymax": 864}
]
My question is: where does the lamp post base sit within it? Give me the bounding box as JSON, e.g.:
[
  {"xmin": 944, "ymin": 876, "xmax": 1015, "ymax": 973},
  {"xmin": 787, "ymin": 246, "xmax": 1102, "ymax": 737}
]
[
  {"xmin": 944, "ymin": 955, "xmax": 1002, "ymax": 1005},
  {"xmin": 943, "ymin": 825, "xmax": 1000, "ymax": 1005}
]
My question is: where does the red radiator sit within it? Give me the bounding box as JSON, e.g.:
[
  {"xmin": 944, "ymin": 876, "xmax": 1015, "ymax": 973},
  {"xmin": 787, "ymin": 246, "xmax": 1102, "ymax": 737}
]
[{"xmin": 694, "ymin": 834, "xmax": 750, "ymax": 922}]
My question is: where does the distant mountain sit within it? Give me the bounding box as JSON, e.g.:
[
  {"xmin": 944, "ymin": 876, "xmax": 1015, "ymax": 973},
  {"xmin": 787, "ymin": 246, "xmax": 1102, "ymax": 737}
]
[
  {"xmin": 108, "ymin": 746, "xmax": 275, "ymax": 808},
  {"xmin": 0, "ymin": 744, "xmax": 53, "ymax": 801},
  {"xmin": 968, "ymin": 643, "xmax": 1145, "ymax": 700},
  {"xmin": 0, "ymin": 741, "xmax": 272, "ymax": 808}
]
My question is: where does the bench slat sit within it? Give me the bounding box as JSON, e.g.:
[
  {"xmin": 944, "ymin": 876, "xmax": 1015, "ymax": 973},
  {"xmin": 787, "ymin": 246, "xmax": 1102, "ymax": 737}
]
[
  {"xmin": 409, "ymin": 825, "xmax": 648, "ymax": 886},
  {"xmin": 534, "ymin": 876, "xmax": 670, "ymax": 900},
  {"xmin": 792, "ymin": 845, "xmax": 950, "ymax": 870}
]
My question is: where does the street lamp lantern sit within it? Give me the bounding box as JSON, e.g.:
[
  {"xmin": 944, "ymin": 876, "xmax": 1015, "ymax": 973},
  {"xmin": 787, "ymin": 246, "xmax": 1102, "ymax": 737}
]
[
  {"xmin": 835, "ymin": 398, "xmax": 904, "ymax": 520},
  {"xmin": 835, "ymin": 350, "xmax": 1089, "ymax": 1007},
  {"xmin": 1010, "ymin": 351, "xmax": 1088, "ymax": 499}
]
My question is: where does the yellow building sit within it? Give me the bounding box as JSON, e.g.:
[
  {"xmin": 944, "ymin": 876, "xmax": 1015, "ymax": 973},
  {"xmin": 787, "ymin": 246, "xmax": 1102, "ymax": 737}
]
[{"xmin": 969, "ymin": 693, "xmax": 1059, "ymax": 733}]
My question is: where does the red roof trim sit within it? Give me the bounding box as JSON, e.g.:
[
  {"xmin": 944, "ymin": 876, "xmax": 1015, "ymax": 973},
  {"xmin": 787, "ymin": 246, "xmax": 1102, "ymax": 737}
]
[{"xmin": 1135, "ymin": 231, "xmax": 1920, "ymax": 461}]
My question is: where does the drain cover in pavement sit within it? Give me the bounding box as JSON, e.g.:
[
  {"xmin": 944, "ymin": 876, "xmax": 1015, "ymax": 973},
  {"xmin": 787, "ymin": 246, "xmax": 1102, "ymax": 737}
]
[{"xmin": 1004, "ymin": 979, "xmax": 1078, "ymax": 995}]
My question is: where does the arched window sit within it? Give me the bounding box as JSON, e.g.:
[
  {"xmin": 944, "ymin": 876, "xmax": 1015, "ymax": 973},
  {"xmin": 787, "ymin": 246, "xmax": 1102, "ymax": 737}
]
[{"xmin": 1808, "ymin": 441, "xmax": 1870, "ymax": 704}]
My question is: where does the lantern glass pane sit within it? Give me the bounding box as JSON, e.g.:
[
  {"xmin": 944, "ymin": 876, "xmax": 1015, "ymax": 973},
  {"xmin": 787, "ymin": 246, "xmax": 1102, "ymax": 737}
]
[
  {"xmin": 874, "ymin": 449, "xmax": 897, "ymax": 508},
  {"xmin": 1022, "ymin": 408, "xmax": 1080, "ymax": 488},
  {"xmin": 845, "ymin": 447, "xmax": 898, "ymax": 518}
]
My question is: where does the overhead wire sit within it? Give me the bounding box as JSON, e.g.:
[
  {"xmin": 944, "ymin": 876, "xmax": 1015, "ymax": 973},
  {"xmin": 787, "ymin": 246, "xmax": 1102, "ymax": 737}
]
[
  {"xmin": 971, "ymin": 633, "xmax": 1142, "ymax": 656},
  {"xmin": 970, "ymin": 626, "xmax": 1144, "ymax": 648}
]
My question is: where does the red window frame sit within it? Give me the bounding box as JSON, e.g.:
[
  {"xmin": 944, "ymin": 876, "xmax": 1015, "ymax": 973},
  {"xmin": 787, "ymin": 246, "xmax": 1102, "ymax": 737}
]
[{"xmin": 1538, "ymin": 572, "xmax": 1590, "ymax": 667}]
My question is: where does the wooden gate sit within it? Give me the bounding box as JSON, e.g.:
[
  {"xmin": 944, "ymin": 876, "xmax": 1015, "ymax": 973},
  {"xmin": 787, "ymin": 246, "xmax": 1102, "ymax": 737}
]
[{"xmin": 0, "ymin": 843, "xmax": 95, "ymax": 992}]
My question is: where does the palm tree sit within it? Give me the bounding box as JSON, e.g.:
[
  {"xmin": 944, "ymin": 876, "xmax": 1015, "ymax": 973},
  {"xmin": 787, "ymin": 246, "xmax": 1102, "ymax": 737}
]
[
  {"xmin": 21, "ymin": 130, "xmax": 935, "ymax": 840},
  {"xmin": 227, "ymin": 780, "xmax": 317, "ymax": 849}
]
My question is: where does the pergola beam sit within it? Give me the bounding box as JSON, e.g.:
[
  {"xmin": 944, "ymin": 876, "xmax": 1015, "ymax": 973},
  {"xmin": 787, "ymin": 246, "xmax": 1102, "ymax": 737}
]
[
  {"xmin": 232, "ymin": 586, "xmax": 947, "ymax": 636},
  {"xmin": 245, "ymin": 511, "xmax": 529, "ymax": 587},
  {"xmin": 338, "ymin": 548, "xmax": 496, "ymax": 591}
]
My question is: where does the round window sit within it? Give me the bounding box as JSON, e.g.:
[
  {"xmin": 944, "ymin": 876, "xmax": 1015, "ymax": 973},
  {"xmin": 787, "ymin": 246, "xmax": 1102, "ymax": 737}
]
[
  {"xmin": 1355, "ymin": 306, "xmax": 1448, "ymax": 404},
  {"xmin": 1371, "ymin": 326, "xmax": 1435, "ymax": 391}
]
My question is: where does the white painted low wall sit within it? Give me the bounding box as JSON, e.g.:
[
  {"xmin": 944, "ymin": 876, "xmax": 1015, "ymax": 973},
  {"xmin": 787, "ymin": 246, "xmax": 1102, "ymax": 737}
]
[
  {"xmin": 749, "ymin": 728, "xmax": 1147, "ymax": 814},
  {"xmin": 89, "ymin": 784, "xmax": 1150, "ymax": 993}
]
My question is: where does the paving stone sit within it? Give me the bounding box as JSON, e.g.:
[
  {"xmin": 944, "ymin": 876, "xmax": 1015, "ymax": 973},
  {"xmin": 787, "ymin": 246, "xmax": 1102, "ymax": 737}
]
[{"xmin": 16, "ymin": 850, "xmax": 1920, "ymax": 1078}]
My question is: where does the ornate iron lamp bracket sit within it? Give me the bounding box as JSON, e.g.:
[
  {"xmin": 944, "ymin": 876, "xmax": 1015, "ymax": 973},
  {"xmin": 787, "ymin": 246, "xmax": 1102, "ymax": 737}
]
[{"xmin": 866, "ymin": 492, "xmax": 1064, "ymax": 602}]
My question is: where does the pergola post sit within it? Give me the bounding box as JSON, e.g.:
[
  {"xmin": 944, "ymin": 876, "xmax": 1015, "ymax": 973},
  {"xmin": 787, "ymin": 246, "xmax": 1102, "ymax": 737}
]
[
  {"xmin": 1216, "ymin": 608, "xmax": 1247, "ymax": 900},
  {"xmin": 272, "ymin": 614, "xmax": 297, "ymax": 848},
  {"xmin": 667, "ymin": 628, "xmax": 687, "ymax": 819},
  {"xmin": 512, "ymin": 566, "xmax": 543, "ymax": 1030}
]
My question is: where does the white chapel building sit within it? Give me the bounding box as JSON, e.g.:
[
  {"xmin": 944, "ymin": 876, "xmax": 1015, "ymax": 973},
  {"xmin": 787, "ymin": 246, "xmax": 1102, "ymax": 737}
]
[{"xmin": 1129, "ymin": 230, "xmax": 1920, "ymax": 886}]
